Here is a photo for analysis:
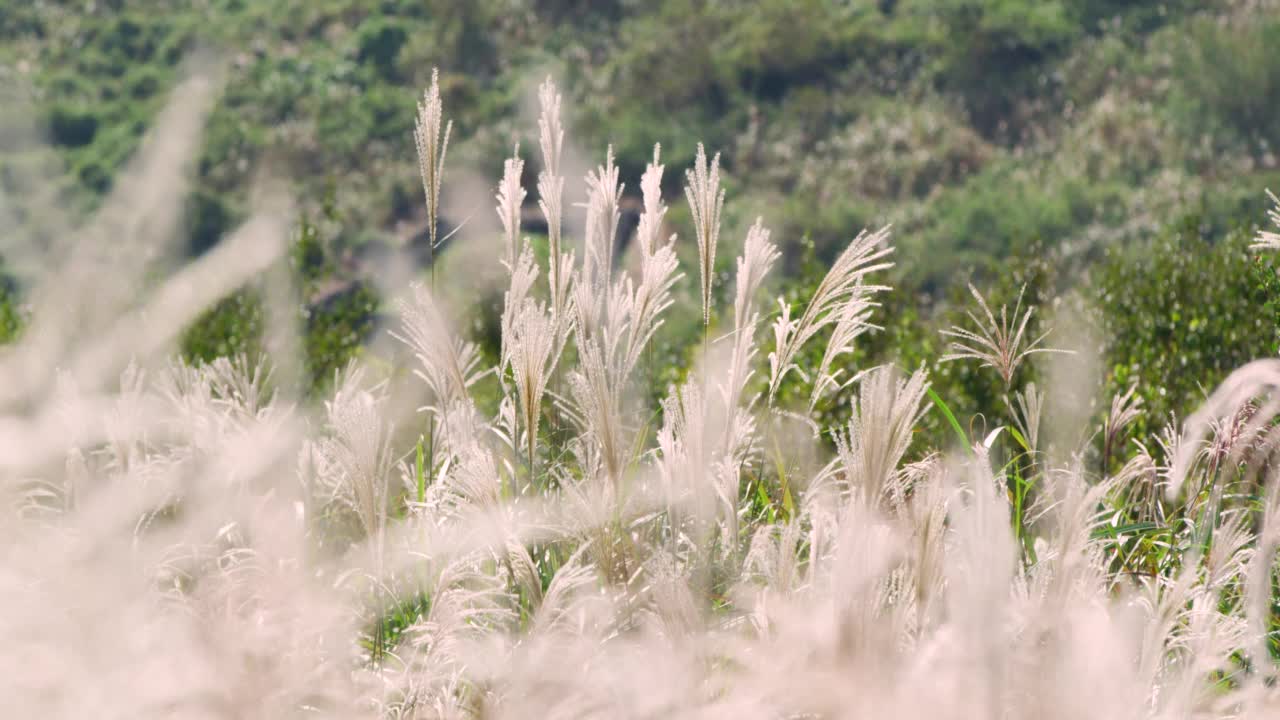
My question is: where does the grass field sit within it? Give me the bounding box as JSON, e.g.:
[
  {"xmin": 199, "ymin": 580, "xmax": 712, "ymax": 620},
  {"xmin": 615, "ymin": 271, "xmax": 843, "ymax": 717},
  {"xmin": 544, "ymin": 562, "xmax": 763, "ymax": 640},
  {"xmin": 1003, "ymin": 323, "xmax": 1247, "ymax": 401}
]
[{"xmin": 6, "ymin": 3, "xmax": 1280, "ymax": 717}]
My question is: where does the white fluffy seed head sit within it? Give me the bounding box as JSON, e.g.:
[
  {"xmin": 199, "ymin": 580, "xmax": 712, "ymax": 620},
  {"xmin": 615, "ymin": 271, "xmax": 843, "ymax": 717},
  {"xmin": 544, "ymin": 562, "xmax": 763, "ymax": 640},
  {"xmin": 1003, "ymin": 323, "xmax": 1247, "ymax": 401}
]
[
  {"xmin": 684, "ymin": 143, "xmax": 725, "ymax": 327},
  {"xmin": 414, "ymin": 67, "xmax": 452, "ymax": 251},
  {"xmin": 495, "ymin": 144, "xmax": 527, "ymax": 271}
]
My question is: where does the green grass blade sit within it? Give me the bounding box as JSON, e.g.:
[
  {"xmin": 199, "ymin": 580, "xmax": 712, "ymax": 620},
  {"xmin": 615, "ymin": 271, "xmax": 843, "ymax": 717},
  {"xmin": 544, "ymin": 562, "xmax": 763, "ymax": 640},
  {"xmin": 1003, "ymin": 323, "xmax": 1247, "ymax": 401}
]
[
  {"xmin": 1007, "ymin": 425, "xmax": 1031, "ymax": 453},
  {"xmin": 415, "ymin": 438, "xmax": 426, "ymax": 504},
  {"xmin": 1090, "ymin": 521, "xmax": 1163, "ymax": 539},
  {"xmin": 928, "ymin": 387, "xmax": 971, "ymax": 454}
]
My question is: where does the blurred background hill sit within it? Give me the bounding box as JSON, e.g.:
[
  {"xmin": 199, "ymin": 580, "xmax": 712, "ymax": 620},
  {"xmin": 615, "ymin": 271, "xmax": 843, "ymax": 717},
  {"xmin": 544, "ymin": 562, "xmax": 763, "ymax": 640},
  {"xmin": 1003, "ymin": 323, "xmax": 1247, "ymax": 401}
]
[{"xmin": 3, "ymin": 0, "xmax": 1280, "ymax": 430}]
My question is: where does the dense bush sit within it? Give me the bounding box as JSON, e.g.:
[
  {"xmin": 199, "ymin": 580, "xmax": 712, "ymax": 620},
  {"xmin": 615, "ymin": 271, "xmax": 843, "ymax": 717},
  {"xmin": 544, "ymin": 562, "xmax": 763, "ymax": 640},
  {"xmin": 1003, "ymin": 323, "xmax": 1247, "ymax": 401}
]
[
  {"xmin": 1095, "ymin": 216, "xmax": 1280, "ymax": 433},
  {"xmin": 45, "ymin": 104, "xmax": 99, "ymax": 148},
  {"xmin": 1171, "ymin": 15, "xmax": 1280, "ymax": 153},
  {"xmin": 0, "ymin": 272, "xmax": 22, "ymax": 345},
  {"xmin": 918, "ymin": 0, "xmax": 1077, "ymax": 136},
  {"xmin": 180, "ymin": 287, "xmax": 266, "ymax": 363},
  {"xmin": 179, "ymin": 203, "xmax": 381, "ymax": 395},
  {"xmin": 302, "ymin": 280, "xmax": 380, "ymax": 391},
  {"xmin": 4, "ymin": 0, "xmax": 1257, "ymax": 308}
]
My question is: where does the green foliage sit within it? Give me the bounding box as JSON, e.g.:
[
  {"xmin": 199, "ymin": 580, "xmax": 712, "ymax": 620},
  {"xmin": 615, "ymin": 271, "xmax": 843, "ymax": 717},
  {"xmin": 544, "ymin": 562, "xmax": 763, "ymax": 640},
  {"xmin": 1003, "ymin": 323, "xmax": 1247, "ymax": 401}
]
[
  {"xmin": 1095, "ymin": 216, "xmax": 1279, "ymax": 430},
  {"xmin": 9, "ymin": 0, "xmax": 1280, "ymax": 441},
  {"xmin": 180, "ymin": 288, "xmax": 266, "ymax": 364},
  {"xmin": 915, "ymin": 0, "xmax": 1077, "ymax": 135},
  {"xmin": 304, "ymin": 281, "xmax": 379, "ymax": 392},
  {"xmin": 186, "ymin": 190, "xmax": 234, "ymax": 256},
  {"xmin": 0, "ymin": 272, "xmax": 24, "ymax": 345},
  {"xmin": 355, "ymin": 17, "xmax": 409, "ymax": 79},
  {"xmin": 906, "ymin": 164, "xmax": 1111, "ymax": 291},
  {"xmin": 4, "ymin": 0, "xmax": 1253, "ymax": 306},
  {"xmin": 178, "ymin": 195, "xmax": 380, "ymax": 395},
  {"xmin": 1253, "ymin": 249, "xmax": 1280, "ymax": 357},
  {"xmin": 1171, "ymin": 15, "xmax": 1280, "ymax": 152},
  {"xmin": 46, "ymin": 104, "xmax": 99, "ymax": 148}
]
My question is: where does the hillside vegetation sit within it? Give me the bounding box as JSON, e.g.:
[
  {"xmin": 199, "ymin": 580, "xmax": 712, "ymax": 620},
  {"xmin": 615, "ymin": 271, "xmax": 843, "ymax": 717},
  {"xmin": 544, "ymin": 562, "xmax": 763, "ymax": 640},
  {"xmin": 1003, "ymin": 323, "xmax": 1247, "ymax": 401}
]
[
  {"xmin": 5, "ymin": 1, "xmax": 1280, "ymax": 276},
  {"xmin": 4, "ymin": 1, "xmax": 1280, "ymax": 422}
]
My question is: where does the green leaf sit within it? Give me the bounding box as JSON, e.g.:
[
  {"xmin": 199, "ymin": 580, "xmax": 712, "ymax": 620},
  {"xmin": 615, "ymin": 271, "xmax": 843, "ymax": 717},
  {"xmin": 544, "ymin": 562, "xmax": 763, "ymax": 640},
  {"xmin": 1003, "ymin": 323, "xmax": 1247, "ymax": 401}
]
[
  {"xmin": 1007, "ymin": 425, "xmax": 1031, "ymax": 453},
  {"xmin": 1091, "ymin": 521, "xmax": 1163, "ymax": 539},
  {"xmin": 928, "ymin": 387, "xmax": 971, "ymax": 454},
  {"xmin": 755, "ymin": 480, "xmax": 776, "ymax": 524},
  {"xmin": 415, "ymin": 437, "xmax": 426, "ymax": 504}
]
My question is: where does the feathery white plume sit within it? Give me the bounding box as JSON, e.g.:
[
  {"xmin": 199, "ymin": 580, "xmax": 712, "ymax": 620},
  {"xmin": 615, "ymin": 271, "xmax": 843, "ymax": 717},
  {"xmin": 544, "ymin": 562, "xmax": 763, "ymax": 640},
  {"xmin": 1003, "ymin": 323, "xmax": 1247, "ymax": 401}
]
[
  {"xmin": 685, "ymin": 143, "xmax": 725, "ymax": 328},
  {"xmin": 495, "ymin": 144, "xmax": 526, "ymax": 271},
  {"xmin": 414, "ymin": 67, "xmax": 452, "ymax": 254},
  {"xmin": 768, "ymin": 225, "xmax": 893, "ymax": 405},
  {"xmin": 941, "ymin": 284, "xmax": 1069, "ymax": 387}
]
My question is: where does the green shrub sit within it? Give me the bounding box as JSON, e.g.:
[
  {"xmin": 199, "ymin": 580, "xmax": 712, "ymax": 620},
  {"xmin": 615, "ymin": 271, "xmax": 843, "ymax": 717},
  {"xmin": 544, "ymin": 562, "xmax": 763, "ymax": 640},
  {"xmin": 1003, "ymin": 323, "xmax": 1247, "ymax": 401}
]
[
  {"xmin": 47, "ymin": 105, "xmax": 99, "ymax": 148},
  {"xmin": 1171, "ymin": 15, "xmax": 1280, "ymax": 152},
  {"xmin": 914, "ymin": 0, "xmax": 1077, "ymax": 135},
  {"xmin": 355, "ymin": 18, "xmax": 410, "ymax": 80},
  {"xmin": 186, "ymin": 190, "xmax": 234, "ymax": 256},
  {"xmin": 0, "ymin": 272, "xmax": 24, "ymax": 345},
  {"xmin": 304, "ymin": 281, "xmax": 379, "ymax": 392},
  {"xmin": 1094, "ymin": 215, "xmax": 1279, "ymax": 431},
  {"xmin": 180, "ymin": 288, "xmax": 266, "ymax": 364},
  {"xmin": 179, "ymin": 195, "xmax": 381, "ymax": 396}
]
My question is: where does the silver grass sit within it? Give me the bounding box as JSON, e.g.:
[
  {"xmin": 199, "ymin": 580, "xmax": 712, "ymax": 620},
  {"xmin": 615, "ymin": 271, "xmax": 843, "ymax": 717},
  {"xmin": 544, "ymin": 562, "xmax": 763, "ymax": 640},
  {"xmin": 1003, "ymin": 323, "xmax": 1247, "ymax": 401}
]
[
  {"xmin": 9, "ymin": 57, "xmax": 1280, "ymax": 720},
  {"xmin": 1103, "ymin": 385, "xmax": 1143, "ymax": 473},
  {"xmin": 900, "ymin": 457, "xmax": 948, "ymax": 632},
  {"xmin": 425, "ymin": 432, "xmax": 505, "ymax": 517},
  {"xmin": 733, "ymin": 218, "xmax": 780, "ymax": 333},
  {"xmin": 636, "ymin": 144, "xmax": 674, "ymax": 258},
  {"xmin": 508, "ymin": 297, "xmax": 561, "ymax": 484},
  {"xmin": 1246, "ymin": 482, "xmax": 1280, "ymax": 688},
  {"xmin": 13, "ymin": 349, "xmax": 1280, "ymax": 720},
  {"xmin": 1203, "ymin": 394, "xmax": 1280, "ymax": 491},
  {"xmin": 655, "ymin": 381, "xmax": 718, "ymax": 535},
  {"xmin": 1169, "ymin": 358, "xmax": 1280, "ymax": 497},
  {"xmin": 684, "ymin": 143, "xmax": 725, "ymax": 328},
  {"xmin": 711, "ymin": 219, "xmax": 781, "ymax": 464},
  {"xmin": 548, "ymin": 247, "xmax": 576, "ymax": 333},
  {"xmin": 944, "ymin": 451, "xmax": 1017, "ymax": 718},
  {"xmin": 1027, "ymin": 464, "xmax": 1115, "ymax": 606},
  {"xmin": 941, "ymin": 283, "xmax": 1068, "ymax": 387},
  {"xmin": 536, "ymin": 77, "xmax": 568, "ymax": 320},
  {"xmin": 393, "ymin": 284, "xmax": 484, "ymax": 413},
  {"xmin": 499, "ymin": 241, "xmax": 540, "ymax": 374},
  {"xmin": 1010, "ymin": 381, "xmax": 1046, "ymax": 454},
  {"xmin": 564, "ymin": 320, "xmax": 628, "ymax": 486},
  {"xmin": 414, "ymin": 67, "xmax": 452, "ymax": 255},
  {"xmin": 564, "ymin": 231, "xmax": 681, "ymax": 482},
  {"xmin": 767, "ymin": 225, "xmax": 894, "ymax": 404},
  {"xmin": 1251, "ymin": 189, "xmax": 1280, "ymax": 251},
  {"xmin": 309, "ymin": 366, "xmax": 393, "ymax": 542},
  {"xmin": 495, "ymin": 144, "xmax": 526, "ymax": 271},
  {"xmin": 743, "ymin": 517, "xmax": 804, "ymax": 594},
  {"xmin": 716, "ymin": 319, "xmax": 763, "ymax": 466},
  {"xmin": 809, "ymin": 283, "xmax": 881, "ymax": 411},
  {"xmin": 823, "ymin": 365, "xmax": 930, "ymax": 507},
  {"xmin": 529, "ymin": 547, "xmax": 603, "ymax": 636},
  {"xmin": 621, "ymin": 241, "xmax": 681, "ymax": 379},
  {"xmin": 400, "ymin": 554, "xmax": 518, "ymax": 711},
  {"xmin": 419, "ymin": 440, "xmax": 542, "ymax": 603},
  {"xmin": 1204, "ymin": 509, "xmax": 1253, "ymax": 591},
  {"xmin": 405, "ymin": 398, "xmax": 486, "ymax": 493},
  {"xmin": 582, "ymin": 146, "xmax": 622, "ymax": 295},
  {"xmin": 1113, "ymin": 445, "xmax": 1162, "ymax": 523}
]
